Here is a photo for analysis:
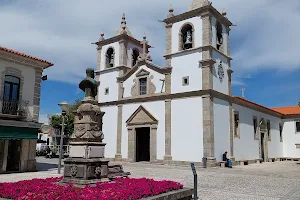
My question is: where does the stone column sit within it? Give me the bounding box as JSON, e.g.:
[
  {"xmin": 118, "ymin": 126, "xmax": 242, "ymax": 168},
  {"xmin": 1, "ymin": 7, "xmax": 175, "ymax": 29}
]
[
  {"xmin": 28, "ymin": 140, "xmax": 37, "ymax": 171},
  {"xmin": 0, "ymin": 140, "xmax": 5, "ymax": 171},
  {"xmin": 96, "ymin": 46, "xmax": 102, "ymax": 72},
  {"xmin": 201, "ymin": 12, "xmax": 212, "ymax": 47},
  {"xmin": 127, "ymin": 127, "xmax": 135, "ymax": 162},
  {"xmin": 119, "ymin": 40, "xmax": 128, "ymax": 67},
  {"xmin": 33, "ymin": 69, "xmax": 43, "ymax": 122},
  {"xmin": 2, "ymin": 140, "xmax": 9, "ymax": 171},
  {"xmin": 228, "ymin": 69, "xmax": 234, "ymax": 159},
  {"xmin": 150, "ymin": 126, "xmax": 157, "ymax": 163},
  {"xmin": 165, "ymin": 23, "xmax": 173, "ymax": 68},
  {"xmin": 164, "ymin": 99, "xmax": 172, "ymax": 162},
  {"xmin": 20, "ymin": 140, "xmax": 29, "ymax": 171},
  {"xmin": 115, "ymin": 105, "xmax": 123, "ymax": 160}
]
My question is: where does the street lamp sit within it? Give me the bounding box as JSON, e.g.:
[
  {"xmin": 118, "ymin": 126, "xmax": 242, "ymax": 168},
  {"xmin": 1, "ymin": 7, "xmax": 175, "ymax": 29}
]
[{"xmin": 58, "ymin": 101, "xmax": 70, "ymax": 174}]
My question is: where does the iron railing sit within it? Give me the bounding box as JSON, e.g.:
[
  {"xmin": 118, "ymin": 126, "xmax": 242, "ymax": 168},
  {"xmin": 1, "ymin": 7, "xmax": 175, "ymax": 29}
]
[{"xmin": 0, "ymin": 100, "xmax": 32, "ymax": 121}]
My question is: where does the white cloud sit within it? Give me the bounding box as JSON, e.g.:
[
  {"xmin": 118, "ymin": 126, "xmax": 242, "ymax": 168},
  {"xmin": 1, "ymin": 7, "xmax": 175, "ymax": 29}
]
[{"xmin": 0, "ymin": 0, "xmax": 299, "ymax": 84}]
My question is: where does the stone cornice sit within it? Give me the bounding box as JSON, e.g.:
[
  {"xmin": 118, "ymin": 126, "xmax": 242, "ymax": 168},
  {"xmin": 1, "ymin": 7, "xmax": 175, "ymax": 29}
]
[
  {"xmin": 162, "ymin": 5, "xmax": 233, "ymax": 27},
  {"xmin": 0, "ymin": 119, "xmax": 42, "ymax": 129},
  {"xmin": 163, "ymin": 45, "xmax": 232, "ymax": 61},
  {"xmin": 117, "ymin": 60, "xmax": 172, "ymax": 82},
  {"xmin": 95, "ymin": 65, "xmax": 131, "ymax": 75},
  {"xmin": 200, "ymin": 59, "xmax": 216, "ymax": 66},
  {"xmin": 0, "ymin": 51, "xmax": 48, "ymax": 70},
  {"xmin": 94, "ymin": 33, "xmax": 151, "ymax": 49},
  {"xmin": 99, "ymin": 89, "xmax": 284, "ymax": 119}
]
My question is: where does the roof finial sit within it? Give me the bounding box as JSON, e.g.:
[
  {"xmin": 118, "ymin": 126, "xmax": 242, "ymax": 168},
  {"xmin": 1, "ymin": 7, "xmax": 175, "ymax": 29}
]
[
  {"xmin": 241, "ymin": 88, "xmax": 246, "ymax": 98},
  {"xmin": 139, "ymin": 33, "xmax": 148, "ymax": 61},
  {"xmin": 115, "ymin": 13, "xmax": 133, "ymax": 37},
  {"xmin": 222, "ymin": 8, "xmax": 227, "ymax": 16},
  {"xmin": 168, "ymin": 4, "xmax": 174, "ymax": 18},
  {"xmin": 99, "ymin": 31, "xmax": 105, "ymax": 41}
]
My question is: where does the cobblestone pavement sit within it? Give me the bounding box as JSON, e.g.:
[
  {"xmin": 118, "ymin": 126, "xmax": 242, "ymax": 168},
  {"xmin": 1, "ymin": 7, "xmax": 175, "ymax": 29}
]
[{"xmin": 1, "ymin": 157, "xmax": 300, "ymax": 200}]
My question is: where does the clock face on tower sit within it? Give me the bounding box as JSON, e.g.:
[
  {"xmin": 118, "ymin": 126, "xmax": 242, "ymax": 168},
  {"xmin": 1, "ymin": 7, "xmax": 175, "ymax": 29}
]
[{"xmin": 218, "ymin": 62, "xmax": 225, "ymax": 82}]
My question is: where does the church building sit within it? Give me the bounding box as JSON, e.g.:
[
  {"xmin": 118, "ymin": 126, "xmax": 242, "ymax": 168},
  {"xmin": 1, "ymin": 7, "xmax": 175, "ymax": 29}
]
[{"xmin": 95, "ymin": 0, "xmax": 300, "ymax": 167}]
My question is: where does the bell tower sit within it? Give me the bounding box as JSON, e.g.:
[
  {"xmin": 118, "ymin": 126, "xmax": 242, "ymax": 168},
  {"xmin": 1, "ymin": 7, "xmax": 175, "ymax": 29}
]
[{"xmin": 162, "ymin": 0, "xmax": 234, "ymax": 166}]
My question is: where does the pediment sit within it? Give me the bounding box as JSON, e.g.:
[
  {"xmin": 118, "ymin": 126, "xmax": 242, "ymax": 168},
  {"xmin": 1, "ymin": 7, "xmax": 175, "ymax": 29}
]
[
  {"xmin": 136, "ymin": 69, "xmax": 150, "ymax": 77},
  {"xmin": 126, "ymin": 105, "xmax": 158, "ymax": 126}
]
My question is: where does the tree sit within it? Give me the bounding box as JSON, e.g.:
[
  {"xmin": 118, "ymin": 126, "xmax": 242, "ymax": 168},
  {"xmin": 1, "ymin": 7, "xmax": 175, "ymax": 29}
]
[
  {"xmin": 50, "ymin": 98, "xmax": 83, "ymax": 136},
  {"xmin": 298, "ymin": 100, "xmax": 300, "ymax": 106}
]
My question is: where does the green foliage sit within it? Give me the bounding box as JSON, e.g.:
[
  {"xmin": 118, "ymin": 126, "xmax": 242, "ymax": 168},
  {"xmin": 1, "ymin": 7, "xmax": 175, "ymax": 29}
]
[
  {"xmin": 50, "ymin": 98, "xmax": 82, "ymax": 136},
  {"xmin": 298, "ymin": 100, "xmax": 300, "ymax": 106}
]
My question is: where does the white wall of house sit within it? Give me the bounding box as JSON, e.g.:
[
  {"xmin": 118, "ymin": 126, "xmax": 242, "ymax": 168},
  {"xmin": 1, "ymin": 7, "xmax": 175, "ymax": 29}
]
[
  {"xmin": 212, "ymin": 51, "xmax": 229, "ymax": 95},
  {"xmin": 171, "ymin": 51, "xmax": 202, "ymax": 94},
  {"xmin": 123, "ymin": 65, "xmax": 165, "ymax": 98},
  {"xmin": 121, "ymin": 101, "xmax": 165, "ymax": 160},
  {"xmin": 172, "ymin": 97, "xmax": 203, "ymax": 162},
  {"xmin": 171, "ymin": 17, "xmax": 203, "ymax": 53},
  {"xmin": 102, "ymin": 106, "xmax": 118, "ymax": 158},
  {"xmin": 0, "ymin": 60, "xmax": 35, "ymax": 117},
  {"xmin": 98, "ymin": 69, "xmax": 119, "ymax": 103},
  {"xmin": 100, "ymin": 42, "xmax": 120, "ymax": 71},
  {"xmin": 214, "ymin": 98, "xmax": 231, "ymax": 161},
  {"xmin": 282, "ymin": 119, "xmax": 300, "ymax": 158},
  {"xmin": 232, "ymin": 104, "xmax": 283, "ymax": 161}
]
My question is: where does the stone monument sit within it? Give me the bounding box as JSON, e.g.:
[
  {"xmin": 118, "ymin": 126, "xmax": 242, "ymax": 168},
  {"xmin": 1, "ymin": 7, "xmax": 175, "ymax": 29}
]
[{"xmin": 61, "ymin": 68, "xmax": 130, "ymax": 185}]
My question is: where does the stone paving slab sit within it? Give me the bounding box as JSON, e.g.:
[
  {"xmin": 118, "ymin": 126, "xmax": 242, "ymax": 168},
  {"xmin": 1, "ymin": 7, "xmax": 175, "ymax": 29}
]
[{"xmin": 1, "ymin": 158, "xmax": 300, "ymax": 200}]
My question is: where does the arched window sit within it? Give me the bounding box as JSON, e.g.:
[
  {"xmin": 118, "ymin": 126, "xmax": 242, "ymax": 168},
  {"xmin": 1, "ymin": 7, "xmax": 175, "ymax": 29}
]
[
  {"xmin": 132, "ymin": 48, "xmax": 139, "ymax": 67},
  {"xmin": 105, "ymin": 47, "xmax": 115, "ymax": 68},
  {"xmin": 216, "ymin": 21, "xmax": 223, "ymax": 51},
  {"xmin": 2, "ymin": 75, "xmax": 20, "ymax": 114},
  {"xmin": 179, "ymin": 23, "xmax": 194, "ymax": 51}
]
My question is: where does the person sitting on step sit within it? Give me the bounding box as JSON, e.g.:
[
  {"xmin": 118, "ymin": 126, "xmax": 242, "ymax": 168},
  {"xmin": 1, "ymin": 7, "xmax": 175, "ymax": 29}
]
[{"xmin": 222, "ymin": 151, "xmax": 232, "ymax": 168}]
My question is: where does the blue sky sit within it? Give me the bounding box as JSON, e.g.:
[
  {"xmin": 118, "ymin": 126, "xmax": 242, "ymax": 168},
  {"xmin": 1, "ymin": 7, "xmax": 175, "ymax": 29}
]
[{"xmin": 0, "ymin": 0, "xmax": 299, "ymax": 123}]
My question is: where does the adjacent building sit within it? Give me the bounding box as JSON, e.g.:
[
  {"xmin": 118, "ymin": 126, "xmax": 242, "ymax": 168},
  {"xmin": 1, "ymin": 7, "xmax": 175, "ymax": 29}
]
[
  {"xmin": 95, "ymin": 0, "xmax": 300, "ymax": 166},
  {"xmin": 0, "ymin": 46, "xmax": 53, "ymax": 172}
]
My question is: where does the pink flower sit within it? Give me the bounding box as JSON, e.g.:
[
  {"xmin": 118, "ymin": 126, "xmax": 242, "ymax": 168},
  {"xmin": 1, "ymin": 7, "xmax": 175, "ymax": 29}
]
[{"xmin": 0, "ymin": 176, "xmax": 183, "ymax": 200}]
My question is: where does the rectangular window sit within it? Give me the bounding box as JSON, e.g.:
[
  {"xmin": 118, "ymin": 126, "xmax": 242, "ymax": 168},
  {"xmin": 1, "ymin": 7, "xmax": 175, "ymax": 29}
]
[
  {"xmin": 267, "ymin": 120, "xmax": 271, "ymax": 141},
  {"xmin": 104, "ymin": 88, "xmax": 109, "ymax": 95},
  {"xmin": 234, "ymin": 111, "xmax": 239, "ymax": 137},
  {"xmin": 296, "ymin": 122, "xmax": 300, "ymax": 133},
  {"xmin": 139, "ymin": 78, "xmax": 147, "ymax": 95},
  {"xmin": 279, "ymin": 123, "xmax": 283, "ymax": 142},
  {"xmin": 253, "ymin": 117, "xmax": 257, "ymax": 134},
  {"xmin": 182, "ymin": 76, "xmax": 189, "ymax": 86}
]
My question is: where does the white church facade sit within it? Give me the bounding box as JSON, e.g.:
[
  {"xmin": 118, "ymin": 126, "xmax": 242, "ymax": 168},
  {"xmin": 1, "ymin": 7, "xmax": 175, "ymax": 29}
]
[{"xmin": 94, "ymin": 0, "xmax": 300, "ymax": 167}]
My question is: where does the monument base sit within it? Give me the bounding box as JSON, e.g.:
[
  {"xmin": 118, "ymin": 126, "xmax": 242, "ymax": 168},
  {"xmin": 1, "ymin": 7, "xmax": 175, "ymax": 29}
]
[{"xmin": 61, "ymin": 158, "xmax": 130, "ymax": 186}]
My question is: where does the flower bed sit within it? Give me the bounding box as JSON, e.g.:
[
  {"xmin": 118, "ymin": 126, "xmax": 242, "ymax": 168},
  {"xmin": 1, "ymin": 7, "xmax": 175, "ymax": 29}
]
[{"xmin": 0, "ymin": 177, "xmax": 183, "ymax": 200}]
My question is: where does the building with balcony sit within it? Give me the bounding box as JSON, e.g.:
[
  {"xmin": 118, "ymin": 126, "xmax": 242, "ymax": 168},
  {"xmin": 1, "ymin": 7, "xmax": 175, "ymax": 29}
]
[{"xmin": 0, "ymin": 46, "xmax": 53, "ymax": 173}]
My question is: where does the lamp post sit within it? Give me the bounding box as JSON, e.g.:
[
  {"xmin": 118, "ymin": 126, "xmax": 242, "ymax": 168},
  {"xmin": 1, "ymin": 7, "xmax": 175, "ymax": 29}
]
[{"xmin": 58, "ymin": 101, "xmax": 69, "ymax": 174}]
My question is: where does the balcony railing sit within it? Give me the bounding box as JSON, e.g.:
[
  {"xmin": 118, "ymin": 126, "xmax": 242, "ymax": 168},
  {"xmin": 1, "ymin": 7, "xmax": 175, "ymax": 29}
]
[{"xmin": 0, "ymin": 100, "xmax": 32, "ymax": 121}]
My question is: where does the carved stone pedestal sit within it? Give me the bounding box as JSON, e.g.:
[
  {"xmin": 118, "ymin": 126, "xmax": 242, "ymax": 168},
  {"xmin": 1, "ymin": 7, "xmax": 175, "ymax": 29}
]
[{"xmin": 59, "ymin": 68, "xmax": 130, "ymax": 186}]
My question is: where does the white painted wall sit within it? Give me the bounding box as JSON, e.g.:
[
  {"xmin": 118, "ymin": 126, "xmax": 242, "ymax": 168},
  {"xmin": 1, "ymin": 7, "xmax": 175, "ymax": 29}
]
[
  {"xmin": 123, "ymin": 65, "xmax": 165, "ymax": 98},
  {"xmin": 171, "ymin": 51, "xmax": 202, "ymax": 94},
  {"xmin": 0, "ymin": 60, "xmax": 35, "ymax": 117},
  {"xmin": 127, "ymin": 43, "xmax": 143, "ymax": 68},
  {"xmin": 121, "ymin": 101, "xmax": 165, "ymax": 160},
  {"xmin": 102, "ymin": 106, "xmax": 118, "ymax": 158},
  {"xmin": 171, "ymin": 17, "xmax": 203, "ymax": 54},
  {"xmin": 100, "ymin": 42, "xmax": 120, "ymax": 71},
  {"xmin": 214, "ymin": 98, "xmax": 231, "ymax": 161},
  {"xmin": 282, "ymin": 119, "xmax": 300, "ymax": 158},
  {"xmin": 212, "ymin": 51, "xmax": 229, "ymax": 95},
  {"xmin": 232, "ymin": 104, "xmax": 283, "ymax": 161},
  {"xmin": 98, "ymin": 69, "xmax": 119, "ymax": 103},
  {"xmin": 172, "ymin": 97, "xmax": 203, "ymax": 162}
]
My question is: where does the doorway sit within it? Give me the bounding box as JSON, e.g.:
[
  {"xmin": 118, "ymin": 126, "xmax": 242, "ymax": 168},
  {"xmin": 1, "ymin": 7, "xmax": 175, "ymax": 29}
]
[
  {"xmin": 260, "ymin": 132, "xmax": 268, "ymax": 162},
  {"xmin": 135, "ymin": 127, "xmax": 150, "ymax": 162},
  {"xmin": 6, "ymin": 140, "xmax": 21, "ymax": 171}
]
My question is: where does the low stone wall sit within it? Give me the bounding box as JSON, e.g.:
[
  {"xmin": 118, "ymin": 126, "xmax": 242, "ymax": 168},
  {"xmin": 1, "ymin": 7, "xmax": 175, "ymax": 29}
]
[{"xmin": 142, "ymin": 188, "xmax": 193, "ymax": 200}]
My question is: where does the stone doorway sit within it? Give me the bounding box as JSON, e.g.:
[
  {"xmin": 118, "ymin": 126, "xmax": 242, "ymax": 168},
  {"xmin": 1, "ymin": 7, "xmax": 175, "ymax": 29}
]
[
  {"xmin": 126, "ymin": 105, "xmax": 158, "ymax": 163},
  {"xmin": 259, "ymin": 119, "xmax": 268, "ymax": 162},
  {"xmin": 136, "ymin": 127, "xmax": 150, "ymax": 162},
  {"xmin": 6, "ymin": 140, "xmax": 21, "ymax": 171}
]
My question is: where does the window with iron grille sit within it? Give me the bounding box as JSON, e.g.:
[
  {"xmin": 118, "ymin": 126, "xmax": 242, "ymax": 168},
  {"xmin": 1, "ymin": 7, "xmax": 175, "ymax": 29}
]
[{"xmin": 139, "ymin": 78, "xmax": 147, "ymax": 95}]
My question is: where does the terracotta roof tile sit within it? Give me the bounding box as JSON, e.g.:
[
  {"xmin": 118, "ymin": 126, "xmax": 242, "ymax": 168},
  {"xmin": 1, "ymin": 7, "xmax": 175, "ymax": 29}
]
[
  {"xmin": 0, "ymin": 46, "xmax": 53, "ymax": 68},
  {"xmin": 233, "ymin": 97, "xmax": 283, "ymax": 115},
  {"xmin": 271, "ymin": 106, "xmax": 300, "ymax": 115}
]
